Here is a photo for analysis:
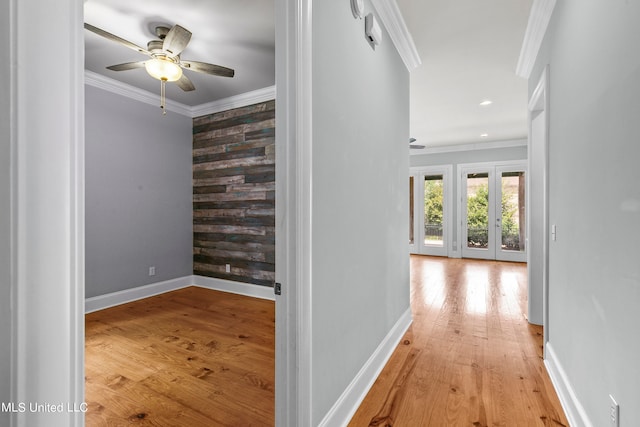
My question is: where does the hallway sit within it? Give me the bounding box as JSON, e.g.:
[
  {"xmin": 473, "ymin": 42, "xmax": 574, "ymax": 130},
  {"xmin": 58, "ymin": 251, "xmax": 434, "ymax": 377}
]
[{"xmin": 349, "ymin": 256, "xmax": 568, "ymax": 426}]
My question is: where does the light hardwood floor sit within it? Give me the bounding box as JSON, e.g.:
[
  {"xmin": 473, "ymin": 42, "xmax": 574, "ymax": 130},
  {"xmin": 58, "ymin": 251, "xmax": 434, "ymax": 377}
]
[
  {"xmin": 349, "ymin": 256, "xmax": 569, "ymax": 426},
  {"xmin": 86, "ymin": 257, "xmax": 568, "ymax": 426},
  {"xmin": 85, "ymin": 287, "xmax": 275, "ymax": 426}
]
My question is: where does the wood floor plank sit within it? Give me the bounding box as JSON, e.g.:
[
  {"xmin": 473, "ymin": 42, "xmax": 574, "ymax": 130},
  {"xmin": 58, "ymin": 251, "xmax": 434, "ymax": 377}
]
[
  {"xmin": 85, "ymin": 287, "xmax": 274, "ymax": 426},
  {"xmin": 349, "ymin": 256, "xmax": 569, "ymax": 427}
]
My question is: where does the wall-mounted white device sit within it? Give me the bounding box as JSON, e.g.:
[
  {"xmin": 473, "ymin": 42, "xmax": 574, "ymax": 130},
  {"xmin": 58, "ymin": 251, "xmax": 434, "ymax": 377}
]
[
  {"xmin": 351, "ymin": 0, "xmax": 364, "ymax": 19},
  {"xmin": 365, "ymin": 13, "xmax": 382, "ymax": 45}
]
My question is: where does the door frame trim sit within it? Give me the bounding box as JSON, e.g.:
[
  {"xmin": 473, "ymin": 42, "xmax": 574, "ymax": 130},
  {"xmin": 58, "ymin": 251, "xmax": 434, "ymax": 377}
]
[
  {"xmin": 528, "ymin": 65, "xmax": 550, "ymax": 338},
  {"xmin": 9, "ymin": 1, "xmax": 85, "ymax": 425},
  {"xmin": 275, "ymin": 0, "xmax": 313, "ymax": 424}
]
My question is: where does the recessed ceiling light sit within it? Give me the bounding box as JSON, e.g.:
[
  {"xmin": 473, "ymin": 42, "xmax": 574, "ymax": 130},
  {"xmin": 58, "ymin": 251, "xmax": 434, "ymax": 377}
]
[
  {"xmin": 480, "ymin": 133, "xmax": 489, "ymax": 138},
  {"xmin": 479, "ymin": 100, "xmax": 493, "ymax": 106}
]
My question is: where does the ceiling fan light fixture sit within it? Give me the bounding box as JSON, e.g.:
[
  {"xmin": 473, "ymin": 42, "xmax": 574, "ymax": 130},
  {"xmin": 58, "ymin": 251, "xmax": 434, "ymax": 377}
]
[{"xmin": 145, "ymin": 58, "xmax": 183, "ymax": 82}]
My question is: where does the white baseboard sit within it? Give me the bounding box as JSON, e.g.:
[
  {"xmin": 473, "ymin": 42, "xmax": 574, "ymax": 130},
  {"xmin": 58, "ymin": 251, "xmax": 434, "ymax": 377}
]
[
  {"xmin": 318, "ymin": 308, "xmax": 413, "ymax": 427},
  {"xmin": 85, "ymin": 276, "xmax": 192, "ymax": 313},
  {"xmin": 545, "ymin": 343, "xmax": 593, "ymax": 427},
  {"xmin": 192, "ymin": 275, "xmax": 275, "ymax": 301},
  {"xmin": 85, "ymin": 275, "xmax": 275, "ymax": 313}
]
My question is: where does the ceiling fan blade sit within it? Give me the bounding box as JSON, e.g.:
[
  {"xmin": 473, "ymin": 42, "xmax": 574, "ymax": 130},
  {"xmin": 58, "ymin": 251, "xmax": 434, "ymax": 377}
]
[
  {"xmin": 106, "ymin": 61, "xmax": 146, "ymax": 71},
  {"xmin": 84, "ymin": 23, "xmax": 151, "ymax": 56},
  {"xmin": 181, "ymin": 60, "xmax": 235, "ymax": 78},
  {"xmin": 163, "ymin": 25, "xmax": 192, "ymax": 57},
  {"xmin": 175, "ymin": 74, "xmax": 195, "ymax": 92},
  {"xmin": 410, "ymin": 145, "xmax": 426, "ymax": 149}
]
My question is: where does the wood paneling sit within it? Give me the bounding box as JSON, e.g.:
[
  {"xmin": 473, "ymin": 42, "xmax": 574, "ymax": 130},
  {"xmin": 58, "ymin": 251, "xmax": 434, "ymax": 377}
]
[
  {"xmin": 193, "ymin": 101, "xmax": 275, "ymax": 287},
  {"xmin": 84, "ymin": 287, "xmax": 275, "ymax": 426},
  {"xmin": 349, "ymin": 256, "xmax": 569, "ymax": 426}
]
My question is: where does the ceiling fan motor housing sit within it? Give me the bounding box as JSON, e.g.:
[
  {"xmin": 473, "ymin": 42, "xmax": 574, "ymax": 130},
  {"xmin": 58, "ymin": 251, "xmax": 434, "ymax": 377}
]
[
  {"xmin": 155, "ymin": 26, "xmax": 170, "ymax": 39},
  {"xmin": 147, "ymin": 40, "xmax": 164, "ymax": 53}
]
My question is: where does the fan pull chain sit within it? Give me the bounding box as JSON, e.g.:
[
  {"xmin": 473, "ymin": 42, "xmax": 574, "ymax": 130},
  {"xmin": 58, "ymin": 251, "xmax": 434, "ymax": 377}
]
[{"xmin": 160, "ymin": 78, "xmax": 167, "ymax": 115}]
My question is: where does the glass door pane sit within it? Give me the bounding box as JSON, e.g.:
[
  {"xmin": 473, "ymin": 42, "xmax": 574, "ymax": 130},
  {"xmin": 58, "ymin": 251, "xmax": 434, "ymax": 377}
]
[
  {"xmin": 424, "ymin": 175, "xmax": 443, "ymax": 247},
  {"xmin": 496, "ymin": 167, "xmax": 527, "ymax": 262},
  {"xmin": 466, "ymin": 173, "xmax": 490, "ymax": 250},
  {"xmin": 500, "ymin": 171, "xmax": 525, "ymax": 253},
  {"xmin": 410, "ymin": 166, "xmax": 451, "ymax": 257}
]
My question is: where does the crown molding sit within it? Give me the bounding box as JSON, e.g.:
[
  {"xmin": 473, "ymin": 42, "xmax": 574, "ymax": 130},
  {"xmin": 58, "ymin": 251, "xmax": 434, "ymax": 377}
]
[
  {"xmin": 190, "ymin": 85, "xmax": 276, "ymax": 117},
  {"xmin": 410, "ymin": 138, "xmax": 527, "ymax": 155},
  {"xmin": 516, "ymin": 0, "xmax": 557, "ymax": 78},
  {"xmin": 84, "ymin": 70, "xmax": 193, "ymax": 116},
  {"xmin": 84, "ymin": 70, "xmax": 276, "ymax": 118},
  {"xmin": 370, "ymin": 0, "xmax": 421, "ymax": 71}
]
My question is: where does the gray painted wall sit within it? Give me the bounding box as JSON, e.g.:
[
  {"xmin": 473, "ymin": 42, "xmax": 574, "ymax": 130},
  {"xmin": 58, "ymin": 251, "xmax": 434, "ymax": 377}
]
[
  {"xmin": 85, "ymin": 85, "xmax": 193, "ymax": 298},
  {"xmin": 0, "ymin": 0, "xmax": 12, "ymax": 421},
  {"xmin": 530, "ymin": 1, "xmax": 640, "ymax": 425},
  {"xmin": 410, "ymin": 145, "xmax": 527, "ymax": 254},
  {"xmin": 311, "ymin": 1, "xmax": 411, "ymax": 423}
]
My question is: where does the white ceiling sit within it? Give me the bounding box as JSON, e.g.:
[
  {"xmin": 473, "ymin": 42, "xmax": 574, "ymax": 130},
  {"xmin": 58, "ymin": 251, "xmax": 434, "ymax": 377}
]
[
  {"xmin": 84, "ymin": 0, "xmax": 275, "ymax": 107},
  {"xmin": 397, "ymin": 0, "xmax": 533, "ymax": 148},
  {"xmin": 85, "ymin": 0, "xmax": 532, "ymax": 147}
]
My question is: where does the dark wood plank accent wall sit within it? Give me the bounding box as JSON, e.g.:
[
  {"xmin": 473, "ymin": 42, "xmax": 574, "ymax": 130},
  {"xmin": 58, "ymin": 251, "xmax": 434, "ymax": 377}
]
[{"xmin": 192, "ymin": 100, "xmax": 275, "ymax": 287}]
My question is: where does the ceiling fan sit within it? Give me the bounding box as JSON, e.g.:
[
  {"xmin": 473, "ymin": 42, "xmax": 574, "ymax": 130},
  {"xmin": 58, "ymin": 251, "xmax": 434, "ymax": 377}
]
[
  {"xmin": 85, "ymin": 23, "xmax": 235, "ymax": 114},
  {"xmin": 409, "ymin": 137, "xmax": 425, "ymax": 149}
]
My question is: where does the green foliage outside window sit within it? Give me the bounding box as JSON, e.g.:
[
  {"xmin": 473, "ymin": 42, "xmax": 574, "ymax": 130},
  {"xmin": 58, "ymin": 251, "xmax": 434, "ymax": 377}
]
[
  {"xmin": 424, "ymin": 180, "xmax": 443, "ymax": 239},
  {"xmin": 466, "ymin": 183, "xmax": 519, "ymax": 247}
]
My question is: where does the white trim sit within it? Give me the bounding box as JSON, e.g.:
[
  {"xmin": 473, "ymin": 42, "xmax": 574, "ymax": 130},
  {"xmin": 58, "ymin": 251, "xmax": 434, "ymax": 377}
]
[
  {"xmin": 527, "ymin": 65, "xmax": 549, "ymax": 331},
  {"xmin": 274, "ymin": 0, "xmax": 313, "ymax": 424},
  {"xmin": 85, "ymin": 276, "xmax": 275, "ymax": 313},
  {"xmin": 296, "ymin": 0, "xmax": 314, "ymax": 423},
  {"xmin": 410, "ymin": 138, "xmax": 527, "ymax": 156},
  {"xmin": 84, "ymin": 70, "xmax": 193, "ymax": 117},
  {"xmin": 8, "ymin": 0, "xmax": 18, "ymax": 424},
  {"xmin": 370, "ymin": 0, "xmax": 421, "ymax": 71},
  {"xmin": 85, "ymin": 70, "xmax": 276, "ymax": 118},
  {"xmin": 191, "ymin": 86, "xmax": 276, "ymax": 117},
  {"xmin": 318, "ymin": 309, "xmax": 413, "ymax": 427},
  {"xmin": 516, "ymin": 0, "xmax": 557, "ymax": 78},
  {"xmin": 12, "ymin": 1, "xmax": 85, "ymax": 425},
  {"xmin": 70, "ymin": 3, "xmax": 86, "ymax": 424},
  {"xmin": 408, "ymin": 174, "xmax": 418, "ymax": 254},
  {"xmin": 545, "ymin": 343, "xmax": 593, "ymax": 427},
  {"xmin": 85, "ymin": 276, "xmax": 192, "ymax": 313},
  {"xmin": 529, "ymin": 66, "xmax": 549, "ymax": 112},
  {"xmin": 193, "ymin": 275, "xmax": 275, "ymax": 301}
]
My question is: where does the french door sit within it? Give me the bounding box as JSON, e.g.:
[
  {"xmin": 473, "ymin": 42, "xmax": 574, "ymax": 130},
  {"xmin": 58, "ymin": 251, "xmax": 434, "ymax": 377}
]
[
  {"xmin": 460, "ymin": 162, "xmax": 527, "ymax": 262},
  {"xmin": 410, "ymin": 166, "xmax": 452, "ymax": 256}
]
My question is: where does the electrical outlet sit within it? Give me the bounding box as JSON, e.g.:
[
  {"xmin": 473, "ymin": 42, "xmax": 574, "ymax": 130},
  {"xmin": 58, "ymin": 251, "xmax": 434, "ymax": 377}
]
[
  {"xmin": 225, "ymin": 264, "xmax": 231, "ymax": 273},
  {"xmin": 149, "ymin": 266, "xmax": 156, "ymax": 276},
  {"xmin": 609, "ymin": 394, "xmax": 619, "ymax": 427}
]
